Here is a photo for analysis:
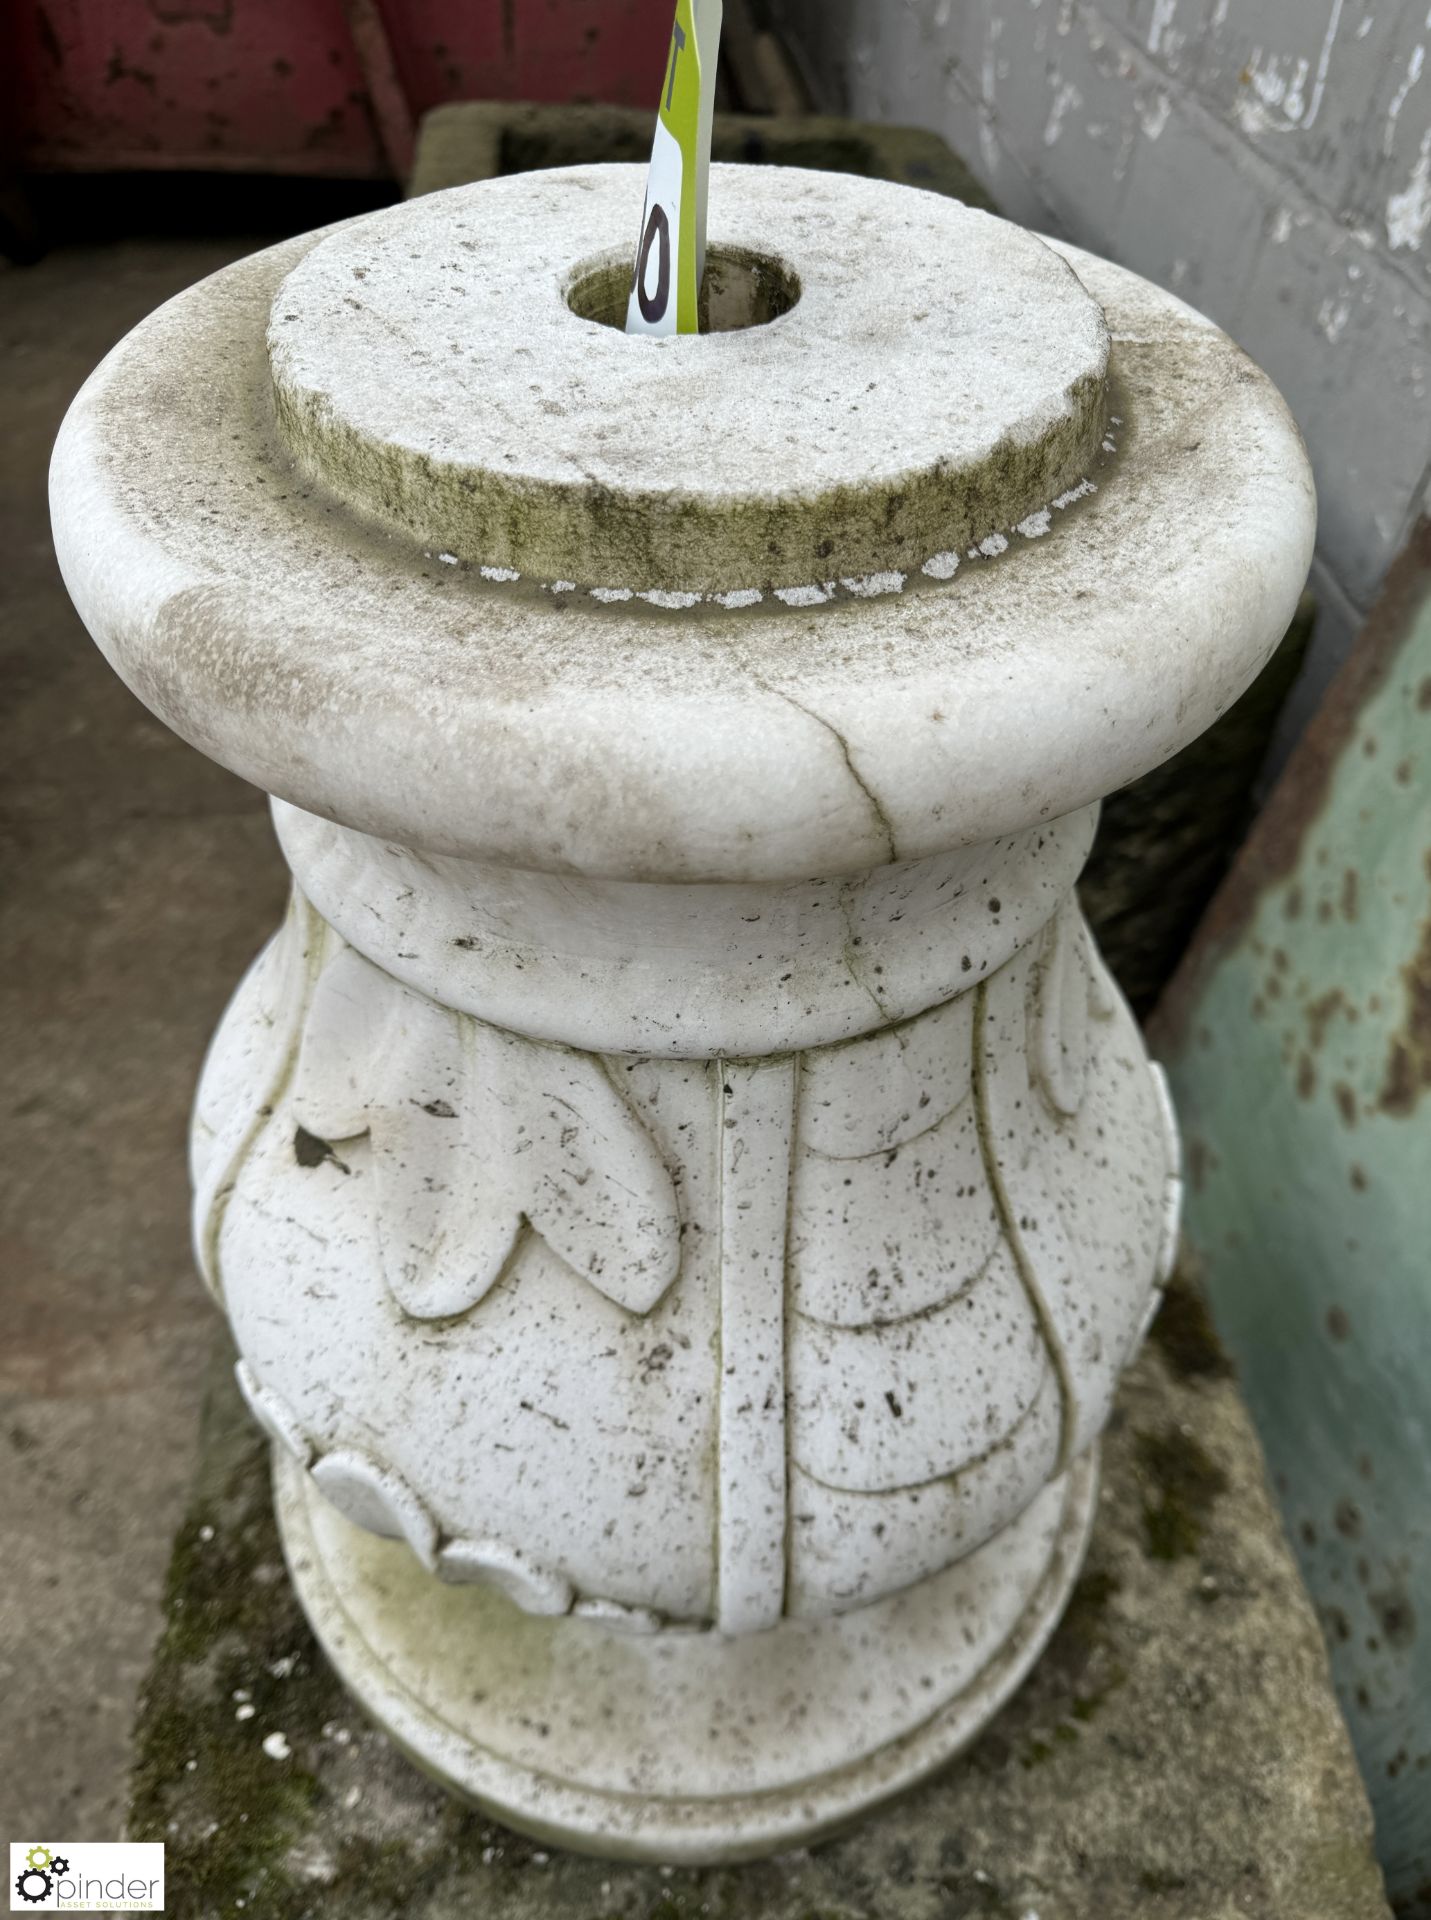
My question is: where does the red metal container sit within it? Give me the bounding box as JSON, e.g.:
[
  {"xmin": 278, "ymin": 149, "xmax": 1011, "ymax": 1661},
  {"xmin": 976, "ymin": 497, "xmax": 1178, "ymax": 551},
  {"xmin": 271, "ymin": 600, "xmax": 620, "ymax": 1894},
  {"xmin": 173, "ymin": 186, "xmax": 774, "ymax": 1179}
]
[{"xmin": 8, "ymin": 1, "xmax": 672, "ymax": 178}]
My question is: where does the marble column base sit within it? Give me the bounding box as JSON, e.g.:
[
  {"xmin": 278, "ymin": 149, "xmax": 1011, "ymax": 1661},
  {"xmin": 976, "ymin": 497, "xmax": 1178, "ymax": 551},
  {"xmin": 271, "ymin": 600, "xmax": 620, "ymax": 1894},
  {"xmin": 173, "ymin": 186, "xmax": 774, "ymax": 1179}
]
[{"xmin": 274, "ymin": 1449, "xmax": 1099, "ymax": 1864}]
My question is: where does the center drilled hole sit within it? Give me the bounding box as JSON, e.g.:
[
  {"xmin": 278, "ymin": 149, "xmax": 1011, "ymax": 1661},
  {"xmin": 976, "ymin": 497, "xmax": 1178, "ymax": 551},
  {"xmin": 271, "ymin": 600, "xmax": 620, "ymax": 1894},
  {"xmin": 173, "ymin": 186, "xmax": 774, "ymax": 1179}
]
[{"xmin": 567, "ymin": 244, "xmax": 801, "ymax": 334}]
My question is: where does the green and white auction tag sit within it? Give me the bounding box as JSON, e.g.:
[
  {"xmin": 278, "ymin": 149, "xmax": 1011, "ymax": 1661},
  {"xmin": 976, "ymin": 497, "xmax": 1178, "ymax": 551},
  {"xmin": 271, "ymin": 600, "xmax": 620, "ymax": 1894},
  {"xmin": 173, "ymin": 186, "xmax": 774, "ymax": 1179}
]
[{"xmin": 626, "ymin": 0, "xmax": 722, "ymax": 336}]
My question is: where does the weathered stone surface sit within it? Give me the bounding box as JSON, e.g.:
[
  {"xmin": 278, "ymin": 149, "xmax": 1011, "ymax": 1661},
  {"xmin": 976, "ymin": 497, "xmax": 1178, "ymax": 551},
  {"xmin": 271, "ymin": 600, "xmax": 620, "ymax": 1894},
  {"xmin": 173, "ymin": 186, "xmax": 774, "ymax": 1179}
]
[
  {"xmin": 129, "ymin": 1280, "xmax": 1388, "ymax": 1918},
  {"xmin": 269, "ymin": 168, "xmax": 1109, "ymax": 596},
  {"xmin": 398, "ymin": 104, "xmax": 1320, "ymax": 1026},
  {"xmin": 50, "ymin": 167, "xmax": 1315, "ymax": 883},
  {"xmin": 54, "ymin": 158, "xmax": 1320, "ymax": 1859}
]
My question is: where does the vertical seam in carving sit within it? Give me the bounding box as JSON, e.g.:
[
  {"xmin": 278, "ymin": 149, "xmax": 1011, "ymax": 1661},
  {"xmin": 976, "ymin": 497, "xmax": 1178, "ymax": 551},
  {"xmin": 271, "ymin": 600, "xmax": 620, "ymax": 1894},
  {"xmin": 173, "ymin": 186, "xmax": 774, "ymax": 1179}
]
[
  {"xmin": 971, "ymin": 977, "xmax": 1078, "ymax": 1474},
  {"xmin": 712, "ymin": 1058, "xmax": 727, "ymax": 1628},
  {"xmin": 780, "ymin": 1050, "xmax": 801, "ymax": 1624},
  {"xmin": 714, "ymin": 1056, "xmax": 795, "ymax": 1634}
]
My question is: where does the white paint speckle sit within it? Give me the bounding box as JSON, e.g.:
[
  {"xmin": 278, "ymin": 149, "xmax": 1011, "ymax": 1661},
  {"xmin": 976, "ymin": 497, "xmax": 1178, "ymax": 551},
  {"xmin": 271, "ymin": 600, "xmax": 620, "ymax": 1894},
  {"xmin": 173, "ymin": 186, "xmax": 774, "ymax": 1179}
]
[
  {"xmin": 841, "ymin": 571, "xmax": 906, "ymax": 597},
  {"xmin": 547, "ymin": 580, "xmax": 576, "ymax": 593},
  {"xmin": 480, "ymin": 564, "xmax": 519, "ymax": 582},
  {"xmin": 1017, "ymin": 509, "xmax": 1053, "ymax": 538},
  {"xmin": 262, "ymin": 1731, "xmax": 292, "ymax": 1761},
  {"xmin": 437, "ymin": 551, "xmax": 459, "ymax": 566},
  {"xmin": 1044, "ymin": 77, "xmax": 1083, "ymax": 146},
  {"xmin": 978, "ymin": 533, "xmax": 1010, "ymax": 558},
  {"xmin": 198, "ymin": 1524, "xmax": 214, "ymax": 1542},
  {"xmin": 1148, "ymin": 0, "xmax": 1176, "ymax": 56},
  {"xmin": 1270, "ymin": 206, "xmax": 1294, "ymax": 244},
  {"xmin": 922, "ymin": 550, "xmax": 961, "ymax": 580},
  {"xmin": 1053, "ymin": 478, "xmax": 1097, "ymax": 510},
  {"xmin": 235, "ymin": 1703, "xmax": 256, "ymax": 1721},
  {"xmin": 775, "ymin": 583, "xmax": 832, "ymax": 607},
  {"xmin": 1388, "ymin": 130, "xmax": 1431, "ymax": 249},
  {"xmin": 1317, "ymin": 295, "xmax": 1352, "ymax": 342},
  {"xmin": 1307, "ymin": 0, "xmax": 1346, "ymax": 129},
  {"xmin": 1138, "ymin": 90, "xmax": 1172, "ymax": 139},
  {"xmin": 1386, "ymin": 44, "xmax": 1425, "ymax": 154},
  {"xmin": 589, "ymin": 586, "xmax": 633, "ymax": 603},
  {"xmin": 712, "ymin": 588, "xmax": 763, "ymax": 608},
  {"xmin": 639, "ymin": 589, "xmax": 701, "ymax": 608}
]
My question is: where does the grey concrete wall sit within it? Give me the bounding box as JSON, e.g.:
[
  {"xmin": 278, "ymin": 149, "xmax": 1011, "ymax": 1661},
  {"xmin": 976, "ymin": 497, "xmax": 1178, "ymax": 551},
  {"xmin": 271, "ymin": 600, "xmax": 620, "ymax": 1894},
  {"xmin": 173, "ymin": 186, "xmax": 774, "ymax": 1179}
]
[{"xmin": 777, "ymin": 0, "xmax": 1431, "ymax": 719}]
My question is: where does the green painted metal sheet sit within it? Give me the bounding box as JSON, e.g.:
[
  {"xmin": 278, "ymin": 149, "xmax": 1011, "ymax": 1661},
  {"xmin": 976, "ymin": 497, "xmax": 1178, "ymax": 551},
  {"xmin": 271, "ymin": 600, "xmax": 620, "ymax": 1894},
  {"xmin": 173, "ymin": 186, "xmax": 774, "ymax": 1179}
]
[{"xmin": 1158, "ymin": 524, "xmax": 1431, "ymax": 1912}]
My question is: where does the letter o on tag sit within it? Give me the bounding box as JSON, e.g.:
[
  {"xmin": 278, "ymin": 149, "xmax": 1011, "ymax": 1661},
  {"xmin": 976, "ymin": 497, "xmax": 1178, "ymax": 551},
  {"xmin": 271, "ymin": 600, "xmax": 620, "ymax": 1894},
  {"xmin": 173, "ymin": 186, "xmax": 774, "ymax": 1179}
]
[{"xmin": 636, "ymin": 204, "xmax": 671, "ymax": 325}]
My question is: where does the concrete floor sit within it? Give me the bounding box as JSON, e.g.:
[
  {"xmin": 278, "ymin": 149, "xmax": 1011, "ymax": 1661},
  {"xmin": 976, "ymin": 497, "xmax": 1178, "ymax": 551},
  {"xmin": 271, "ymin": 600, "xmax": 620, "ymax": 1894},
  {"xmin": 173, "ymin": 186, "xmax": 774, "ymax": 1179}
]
[{"xmin": 0, "ymin": 224, "xmax": 297, "ymax": 1839}]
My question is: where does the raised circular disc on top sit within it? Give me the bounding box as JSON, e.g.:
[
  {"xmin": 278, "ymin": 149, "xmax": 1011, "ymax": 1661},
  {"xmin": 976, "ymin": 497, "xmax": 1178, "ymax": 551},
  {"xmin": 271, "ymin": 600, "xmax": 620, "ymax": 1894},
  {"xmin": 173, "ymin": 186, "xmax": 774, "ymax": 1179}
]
[{"xmin": 266, "ymin": 166, "xmax": 1111, "ymax": 594}]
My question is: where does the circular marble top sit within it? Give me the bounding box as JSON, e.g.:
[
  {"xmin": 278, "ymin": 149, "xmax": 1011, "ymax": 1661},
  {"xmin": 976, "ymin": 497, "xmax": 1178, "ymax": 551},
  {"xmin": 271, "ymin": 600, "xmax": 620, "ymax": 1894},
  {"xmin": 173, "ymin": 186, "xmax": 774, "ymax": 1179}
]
[
  {"xmin": 50, "ymin": 164, "xmax": 1315, "ymax": 882},
  {"xmin": 266, "ymin": 167, "xmax": 1110, "ymax": 595}
]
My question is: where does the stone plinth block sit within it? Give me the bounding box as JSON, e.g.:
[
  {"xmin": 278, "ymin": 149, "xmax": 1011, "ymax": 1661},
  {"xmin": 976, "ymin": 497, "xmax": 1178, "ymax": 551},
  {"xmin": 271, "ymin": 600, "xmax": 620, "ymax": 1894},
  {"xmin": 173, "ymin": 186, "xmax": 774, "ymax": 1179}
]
[{"xmin": 51, "ymin": 165, "xmax": 1315, "ymax": 1860}]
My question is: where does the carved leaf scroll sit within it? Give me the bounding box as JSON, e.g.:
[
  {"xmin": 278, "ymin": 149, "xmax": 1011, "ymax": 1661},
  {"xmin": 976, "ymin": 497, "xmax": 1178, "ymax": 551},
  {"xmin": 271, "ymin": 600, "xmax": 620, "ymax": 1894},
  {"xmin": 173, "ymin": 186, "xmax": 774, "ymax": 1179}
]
[{"xmin": 289, "ymin": 945, "xmax": 682, "ymax": 1321}]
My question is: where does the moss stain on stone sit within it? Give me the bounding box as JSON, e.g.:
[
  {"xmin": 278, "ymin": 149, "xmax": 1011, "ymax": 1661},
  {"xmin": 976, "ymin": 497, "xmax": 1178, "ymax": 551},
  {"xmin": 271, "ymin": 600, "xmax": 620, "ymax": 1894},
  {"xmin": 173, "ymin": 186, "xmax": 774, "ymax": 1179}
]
[
  {"xmin": 1135, "ymin": 1424, "xmax": 1229, "ymax": 1562},
  {"xmin": 1147, "ymin": 1266, "xmax": 1235, "ymax": 1382}
]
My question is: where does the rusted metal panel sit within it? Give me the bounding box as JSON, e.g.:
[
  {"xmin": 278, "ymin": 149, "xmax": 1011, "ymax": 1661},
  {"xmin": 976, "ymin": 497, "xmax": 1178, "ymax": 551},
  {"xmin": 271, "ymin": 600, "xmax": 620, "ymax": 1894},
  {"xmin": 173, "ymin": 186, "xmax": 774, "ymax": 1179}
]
[
  {"xmin": 10, "ymin": 0, "xmax": 673, "ymax": 178},
  {"xmin": 1156, "ymin": 522, "xmax": 1431, "ymax": 1910}
]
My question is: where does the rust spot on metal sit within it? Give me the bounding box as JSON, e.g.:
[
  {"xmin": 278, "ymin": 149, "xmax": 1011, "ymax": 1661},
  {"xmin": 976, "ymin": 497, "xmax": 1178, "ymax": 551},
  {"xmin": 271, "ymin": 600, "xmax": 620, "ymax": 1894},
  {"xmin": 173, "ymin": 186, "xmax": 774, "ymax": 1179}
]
[
  {"xmin": 149, "ymin": 0, "xmax": 233, "ymax": 30},
  {"xmin": 1378, "ymin": 896, "xmax": 1431, "ymax": 1117},
  {"xmin": 1333, "ymin": 1081, "xmax": 1359, "ymax": 1127},
  {"xmin": 105, "ymin": 49, "xmax": 158, "ymax": 89},
  {"xmin": 1323, "ymin": 1602, "xmax": 1352, "ymax": 1643},
  {"xmin": 1341, "ymin": 867, "xmax": 1360, "ymax": 923},
  {"xmin": 1370, "ymin": 1585, "xmax": 1418, "ymax": 1650},
  {"xmin": 1154, "ymin": 525, "xmax": 1431, "ymax": 1053},
  {"xmin": 1305, "ymin": 988, "xmax": 1346, "ymax": 1051},
  {"xmin": 1326, "ymin": 1304, "xmax": 1351, "ymax": 1342},
  {"xmin": 1334, "ymin": 1498, "xmax": 1363, "ymax": 1539},
  {"xmin": 1350, "ymin": 1162, "xmax": 1368, "ymax": 1191},
  {"xmin": 1296, "ymin": 1052, "xmax": 1317, "ymax": 1099}
]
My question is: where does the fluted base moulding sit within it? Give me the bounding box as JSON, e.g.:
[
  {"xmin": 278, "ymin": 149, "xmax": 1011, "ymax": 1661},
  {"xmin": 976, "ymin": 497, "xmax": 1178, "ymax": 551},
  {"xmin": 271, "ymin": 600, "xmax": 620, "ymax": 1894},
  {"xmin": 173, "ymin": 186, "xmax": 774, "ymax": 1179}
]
[{"xmin": 274, "ymin": 1447, "xmax": 1099, "ymax": 1864}]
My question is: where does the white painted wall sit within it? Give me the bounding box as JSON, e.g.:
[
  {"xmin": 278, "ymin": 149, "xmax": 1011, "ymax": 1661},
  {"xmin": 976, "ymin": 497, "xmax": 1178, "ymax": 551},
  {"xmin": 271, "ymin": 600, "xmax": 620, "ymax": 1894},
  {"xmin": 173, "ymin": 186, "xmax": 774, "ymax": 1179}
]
[{"xmin": 777, "ymin": 0, "xmax": 1431, "ymax": 717}]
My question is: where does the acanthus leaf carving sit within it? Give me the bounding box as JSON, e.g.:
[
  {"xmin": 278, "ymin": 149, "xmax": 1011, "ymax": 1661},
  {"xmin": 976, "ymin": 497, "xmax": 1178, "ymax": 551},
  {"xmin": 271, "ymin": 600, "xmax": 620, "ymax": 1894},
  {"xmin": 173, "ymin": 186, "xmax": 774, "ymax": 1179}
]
[{"xmin": 289, "ymin": 943, "xmax": 682, "ymax": 1321}]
